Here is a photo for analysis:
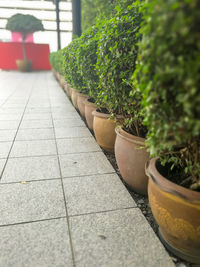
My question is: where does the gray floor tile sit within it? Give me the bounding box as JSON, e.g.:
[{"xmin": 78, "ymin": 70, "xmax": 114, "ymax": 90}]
[
  {"xmin": 51, "ymin": 107, "xmax": 76, "ymax": 113},
  {"xmin": 0, "ymin": 180, "xmax": 66, "ymax": 225},
  {"xmin": 54, "ymin": 118, "xmax": 85, "ymax": 128},
  {"xmin": 23, "ymin": 113, "xmax": 52, "ymax": 120},
  {"xmin": 0, "ymin": 142, "xmax": 12, "ymax": 158},
  {"xmin": 0, "ymin": 114, "xmax": 22, "ymax": 121},
  {"xmin": 57, "ymin": 137, "xmax": 101, "ymax": 154},
  {"xmin": 25, "ymin": 107, "xmax": 51, "ymax": 113},
  {"xmin": 0, "ymin": 108, "xmax": 24, "ymax": 114},
  {"xmin": 1, "ymin": 156, "xmax": 60, "ymax": 182},
  {"xmin": 0, "ymin": 129, "xmax": 16, "ymax": 142},
  {"xmin": 55, "ymin": 127, "xmax": 92, "ymax": 139},
  {"xmin": 2, "ymin": 104, "xmax": 27, "ymax": 108},
  {"xmin": 10, "ymin": 140, "xmax": 57, "ymax": 157},
  {"xmin": 52, "ymin": 111, "xmax": 80, "ymax": 119},
  {"xmin": 70, "ymin": 209, "xmax": 174, "ymax": 267},
  {"xmin": 59, "ymin": 152, "xmax": 115, "ymax": 178},
  {"xmin": 16, "ymin": 128, "xmax": 55, "ymax": 141},
  {"xmin": 0, "ymin": 158, "xmax": 6, "ymax": 174},
  {"xmin": 63, "ymin": 174, "xmax": 136, "ymax": 215},
  {"xmin": 0, "ymin": 218, "xmax": 73, "ymax": 267},
  {"xmin": 20, "ymin": 119, "xmax": 53, "ymax": 129},
  {"xmin": 0, "ymin": 120, "xmax": 20, "ymax": 130}
]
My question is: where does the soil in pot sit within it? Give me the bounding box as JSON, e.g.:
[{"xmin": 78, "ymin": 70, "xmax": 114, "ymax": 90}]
[
  {"xmin": 16, "ymin": 60, "xmax": 32, "ymax": 72},
  {"xmin": 85, "ymin": 98, "xmax": 97, "ymax": 131},
  {"xmin": 77, "ymin": 93, "xmax": 88, "ymax": 118},
  {"xmin": 115, "ymin": 126, "xmax": 149, "ymax": 195},
  {"xmin": 146, "ymin": 158, "xmax": 200, "ymax": 264},
  {"xmin": 92, "ymin": 108, "xmax": 124, "ymax": 152}
]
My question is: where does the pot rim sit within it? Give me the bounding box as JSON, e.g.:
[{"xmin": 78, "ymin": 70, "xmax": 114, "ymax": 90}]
[
  {"xmin": 92, "ymin": 109, "xmax": 124, "ymax": 119},
  {"xmin": 16, "ymin": 59, "xmax": 32, "ymax": 64},
  {"xmin": 115, "ymin": 125, "xmax": 146, "ymax": 146},
  {"xmin": 84, "ymin": 99, "xmax": 97, "ymax": 108},
  {"xmin": 71, "ymin": 88, "xmax": 79, "ymax": 93},
  {"xmin": 76, "ymin": 92, "xmax": 89, "ymax": 98},
  {"xmin": 146, "ymin": 157, "xmax": 200, "ymax": 202}
]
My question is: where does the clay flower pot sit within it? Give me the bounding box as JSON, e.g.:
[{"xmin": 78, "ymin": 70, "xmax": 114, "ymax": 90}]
[
  {"xmin": 55, "ymin": 71, "xmax": 60, "ymax": 81},
  {"xmin": 92, "ymin": 109, "xmax": 123, "ymax": 152},
  {"xmin": 64, "ymin": 84, "xmax": 72, "ymax": 98},
  {"xmin": 52, "ymin": 68, "xmax": 57, "ymax": 78},
  {"xmin": 71, "ymin": 88, "xmax": 79, "ymax": 109},
  {"xmin": 16, "ymin": 59, "xmax": 32, "ymax": 72},
  {"xmin": 77, "ymin": 92, "xmax": 88, "ymax": 117},
  {"xmin": 146, "ymin": 158, "xmax": 200, "ymax": 264},
  {"xmin": 59, "ymin": 75, "xmax": 66, "ymax": 89},
  {"xmin": 115, "ymin": 126, "xmax": 149, "ymax": 195},
  {"xmin": 84, "ymin": 99, "xmax": 97, "ymax": 131}
]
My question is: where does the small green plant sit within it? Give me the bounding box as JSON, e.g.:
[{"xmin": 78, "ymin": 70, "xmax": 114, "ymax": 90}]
[
  {"xmin": 134, "ymin": 0, "xmax": 200, "ymax": 190},
  {"xmin": 6, "ymin": 13, "xmax": 44, "ymax": 60},
  {"xmin": 95, "ymin": 2, "xmax": 142, "ymax": 118}
]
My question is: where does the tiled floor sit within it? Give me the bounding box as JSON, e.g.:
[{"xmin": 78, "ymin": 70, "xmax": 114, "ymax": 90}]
[{"xmin": 0, "ymin": 71, "xmax": 174, "ymax": 267}]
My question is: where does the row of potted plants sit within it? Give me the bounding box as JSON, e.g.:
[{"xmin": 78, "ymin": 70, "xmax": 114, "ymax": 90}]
[{"xmin": 49, "ymin": 0, "xmax": 200, "ymax": 264}]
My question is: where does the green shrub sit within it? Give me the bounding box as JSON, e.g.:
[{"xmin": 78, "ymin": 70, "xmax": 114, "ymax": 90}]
[
  {"xmin": 62, "ymin": 38, "xmax": 87, "ymax": 92},
  {"xmin": 76, "ymin": 22, "xmax": 104, "ymax": 98},
  {"xmin": 96, "ymin": 2, "xmax": 142, "ymax": 117},
  {"xmin": 82, "ymin": 0, "xmax": 133, "ymax": 32},
  {"xmin": 134, "ymin": 0, "xmax": 200, "ymax": 190},
  {"xmin": 49, "ymin": 52, "xmax": 56, "ymax": 69},
  {"xmin": 49, "ymin": 50, "xmax": 64, "ymax": 75}
]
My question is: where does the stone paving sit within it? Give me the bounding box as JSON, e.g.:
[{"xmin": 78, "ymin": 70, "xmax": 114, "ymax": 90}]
[{"xmin": 0, "ymin": 71, "xmax": 174, "ymax": 267}]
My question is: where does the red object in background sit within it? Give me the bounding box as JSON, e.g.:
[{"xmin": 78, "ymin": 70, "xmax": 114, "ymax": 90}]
[
  {"xmin": 11, "ymin": 32, "xmax": 34, "ymax": 43},
  {"xmin": 0, "ymin": 42, "xmax": 51, "ymax": 70}
]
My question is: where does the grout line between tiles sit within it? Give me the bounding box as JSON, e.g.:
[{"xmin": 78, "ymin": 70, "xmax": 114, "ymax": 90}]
[
  {"xmin": 48, "ymin": 79, "xmax": 77, "ymax": 267},
  {"xmin": 0, "ymin": 216, "xmax": 67, "ymax": 228},
  {"xmin": 68, "ymin": 206, "xmax": 139, "ymax": 218},
  {"xmin": 0, "ymin": 172, "xmax": 116, "ymax": 185}
]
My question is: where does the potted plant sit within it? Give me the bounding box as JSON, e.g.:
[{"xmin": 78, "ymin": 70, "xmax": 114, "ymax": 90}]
[
  {"xmin": 76, "ymin": 24, "xmax": 101, "ymax": 127},
  {"xmin": 63, "ymin": 38, "xmax": 87, "ymax": 110},
  {"xmin": 49, "ymin": 52, "xmax": 58, "ymax": 79},
  {"xmin": 135, "ymin": 0, "xmax": 200, "ymax": 263},
  {"xmin": 93, "ymin": 2, "xmax": 142, "ymax": 152},
  {"xmin": 49, "ymin": 50, "xmax": 65, "ymax": 87},
  {"xmin": 6, "ymin": 13, "xmax": 44, "ymax": 72}
]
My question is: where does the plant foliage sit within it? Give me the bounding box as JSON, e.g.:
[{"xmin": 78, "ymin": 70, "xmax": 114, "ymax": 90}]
[
  {"xmin": 49, "ymin": 50, "xmax": 64, "ymax": 75},
  {"xmin": 134, "ymin": 0, "xmax": 200, "ymax": 189},
  {"xmin": 62, "ymin": 38, "xmax": 87, "ymax": 92},
  {"xmin": 6, "ymin": 13, "xmax": 44, "ymax": 40},
  {"xmin": 81, "ymin": 0, "xmax": 134, "ymax": 32},
  {"xmin": 76, "ymin": 23, "xmax": 103, "ymax": 98},
  {"xmin": 96, "ymin": 2, "xmax": 142, "ymax": 118}
]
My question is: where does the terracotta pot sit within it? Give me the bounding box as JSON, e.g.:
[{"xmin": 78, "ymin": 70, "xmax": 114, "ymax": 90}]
[
  {"xmin": 146, "ymin": 158, "xmax": 200, "ymax": 264},
  {"xmin": 16, "ymin": 60, "xmax": 32, "ymax": 72},
  {"xmin": 71, "ymin": 88, "xmax": 79, "ymax": 109},
  {"xmin": 77, "ymin": 93, "xmax": 88, "ymax": 117},
  {"xmin": 55, "ymin": 72, "xmax": 60, "ymax": 81},
  {"xmin": 64, "ymin": 84, "xmax": 72, "ymax": 98},
  {"xmin": 92, "ymin": 110, "xmax": 123, "ymax": 152},
  {"xmin": 84, "ymin": 99, "xmax": 97, "ymax": 131},
  {"xmin": 52, "ymin": 69, "xmax": 57, "ymax": 78},
  {"xmin": 115, "ymin": 126, "xmax": 149, "ymax": 195},
  {"xmin": 59, "ymin": 75, "xmax": 66, "ymax": 89}
]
